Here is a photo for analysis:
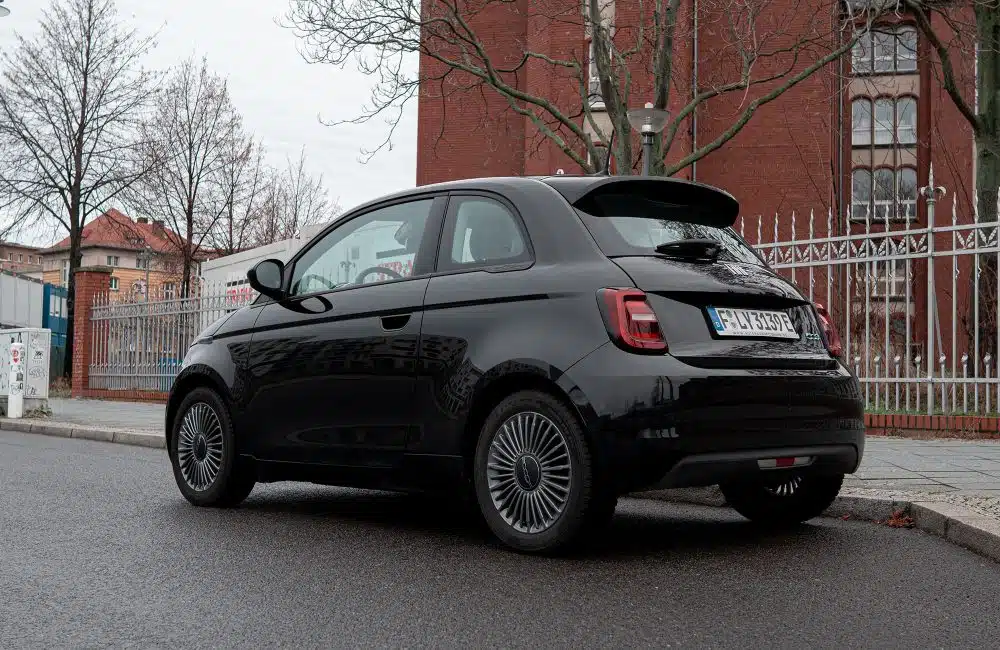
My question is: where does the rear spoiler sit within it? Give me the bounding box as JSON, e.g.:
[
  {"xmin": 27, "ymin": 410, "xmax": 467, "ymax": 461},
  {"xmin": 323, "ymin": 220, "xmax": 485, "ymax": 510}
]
[{"xmin": 540, "ymin": 176, "xmax": 740, "ymax": 228}]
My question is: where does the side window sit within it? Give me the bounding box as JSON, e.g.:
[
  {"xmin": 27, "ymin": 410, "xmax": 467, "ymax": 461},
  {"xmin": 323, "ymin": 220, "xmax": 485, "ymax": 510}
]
[
  {"xmin": 442, "ymin": 196, "xmax": 530, "ymax": 271},
  {"xmin": 290, "ymin": 199, "xmax": 434, "ymax": 296}
]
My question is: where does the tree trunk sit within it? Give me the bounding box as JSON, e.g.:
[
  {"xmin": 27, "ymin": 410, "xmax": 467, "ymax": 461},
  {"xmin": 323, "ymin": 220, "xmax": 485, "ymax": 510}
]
[{"xmin": 63, "ymin": 220, "xmax": 83, "ymax": 379}]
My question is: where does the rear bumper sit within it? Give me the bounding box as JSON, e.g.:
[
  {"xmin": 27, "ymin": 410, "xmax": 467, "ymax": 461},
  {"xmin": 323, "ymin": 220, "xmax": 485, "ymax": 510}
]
[{"xmin": 558, "ymin": 343, "xmax": 866, "ymax": 493}]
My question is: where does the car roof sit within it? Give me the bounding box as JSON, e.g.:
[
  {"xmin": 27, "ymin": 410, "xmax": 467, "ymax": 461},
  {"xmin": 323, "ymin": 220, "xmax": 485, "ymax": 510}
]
[{"xmin": 337, "ymin": 174, "xmax": 740, "ymax": 225}]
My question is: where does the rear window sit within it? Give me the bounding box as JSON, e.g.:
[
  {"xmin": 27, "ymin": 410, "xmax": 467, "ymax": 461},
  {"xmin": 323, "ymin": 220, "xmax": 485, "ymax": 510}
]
[{"xmin": 574, "ymin": 194, "xmax": 763, "ymax": 266}]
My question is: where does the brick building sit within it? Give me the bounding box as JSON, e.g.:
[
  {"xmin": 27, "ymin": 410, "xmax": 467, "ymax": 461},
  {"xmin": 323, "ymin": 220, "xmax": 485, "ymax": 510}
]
[
  {"xmin": 0, "ymin": 241, "xmax": 42, "ymax": 279},
  {"xmin": 39, "ymin": 209, "xmax": 213, "ymax": 299},
  {"xmin": 416, "ymin": 1, "xmax": 977, "ymax": 223}
]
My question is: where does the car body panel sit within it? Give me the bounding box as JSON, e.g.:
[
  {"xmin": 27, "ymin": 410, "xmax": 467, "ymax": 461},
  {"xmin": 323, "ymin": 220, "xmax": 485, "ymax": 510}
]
[{"xmin": 166, "ymin": 174, "xmax": 865, "ymax": 499}]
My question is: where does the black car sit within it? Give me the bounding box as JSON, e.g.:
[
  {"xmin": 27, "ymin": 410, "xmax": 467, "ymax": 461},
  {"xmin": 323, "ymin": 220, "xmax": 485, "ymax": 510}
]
[{"xmin": 166, "ymin": 175, "xmax": 864, "ymax": 553}]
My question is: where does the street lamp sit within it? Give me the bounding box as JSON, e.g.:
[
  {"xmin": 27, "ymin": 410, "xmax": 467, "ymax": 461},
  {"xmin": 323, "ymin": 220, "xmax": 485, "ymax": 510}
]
[
  {"xmin": 0, "ymin": 1, "xmax": 10, "ymax": 18},
  {"xmin": 627, "ymin": 102, "xmax": 670, "ymax": 176}
]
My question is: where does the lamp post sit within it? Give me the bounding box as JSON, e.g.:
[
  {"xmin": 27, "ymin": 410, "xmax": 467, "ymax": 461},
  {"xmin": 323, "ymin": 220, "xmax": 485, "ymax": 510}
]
[{"xmin": 626, "ymin": 102, "xmax": 670, "ymax": 176}]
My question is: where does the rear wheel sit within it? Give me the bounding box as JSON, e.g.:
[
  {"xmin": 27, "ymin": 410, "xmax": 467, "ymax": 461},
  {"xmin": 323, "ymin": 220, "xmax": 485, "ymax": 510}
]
[
  {"xmin": 721, "ymin": 472, "xmax": 843, "ymax": 526},
  {"xmin": 169, "ymin": 387, "xmax": 255, "ymax": 507},
  {"xmin": 473, "ymin": 390, "xmax": 613, "ymax": 553}
]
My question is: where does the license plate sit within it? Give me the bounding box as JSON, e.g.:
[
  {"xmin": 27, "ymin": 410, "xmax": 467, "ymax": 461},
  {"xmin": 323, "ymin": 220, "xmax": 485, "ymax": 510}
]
[{"xmin": 706, "ymin": 307, "xmax": 798, "ymax": 340}]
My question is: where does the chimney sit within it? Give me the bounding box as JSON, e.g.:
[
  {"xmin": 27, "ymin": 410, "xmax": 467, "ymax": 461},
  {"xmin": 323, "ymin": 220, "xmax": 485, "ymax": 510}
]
[
  {"xmin": 136, "ymin": 217, "xmax": 148, "ymax": 224},
  {"xmin": 152, "ymin": 220, "xmax": 164, "ymax": 236}
]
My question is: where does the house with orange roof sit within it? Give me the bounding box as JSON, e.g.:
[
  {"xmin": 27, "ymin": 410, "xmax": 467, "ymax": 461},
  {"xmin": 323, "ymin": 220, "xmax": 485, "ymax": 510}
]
[{"xmin": 38, "ymin": 209, "xmax": 216, "ymax": 299}]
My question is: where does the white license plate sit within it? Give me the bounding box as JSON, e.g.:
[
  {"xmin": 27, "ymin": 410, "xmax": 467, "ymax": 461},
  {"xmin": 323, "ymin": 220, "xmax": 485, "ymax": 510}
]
[{"xmin": 706, "ymin": 307, "xmax": 798, "ymax": 339}]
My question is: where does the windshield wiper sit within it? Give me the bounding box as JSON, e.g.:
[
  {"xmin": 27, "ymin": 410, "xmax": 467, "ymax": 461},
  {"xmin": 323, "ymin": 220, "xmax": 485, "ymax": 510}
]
[{"xmin": 654, "ymin": 238, "xmax": 723, "ymax": 262}]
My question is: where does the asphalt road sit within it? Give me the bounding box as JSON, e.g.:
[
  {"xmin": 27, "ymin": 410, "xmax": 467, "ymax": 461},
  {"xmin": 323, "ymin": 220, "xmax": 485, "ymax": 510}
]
[{"xmin": 4, "ymin": 432, "xmax": 1000, "ymax": 649}]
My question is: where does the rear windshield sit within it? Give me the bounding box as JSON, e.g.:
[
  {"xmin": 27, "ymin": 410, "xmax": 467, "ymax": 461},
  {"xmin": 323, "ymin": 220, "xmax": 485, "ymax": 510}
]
[{"xmin": 574, "ymin": 195, "xmax": 763, "ymax": 266}]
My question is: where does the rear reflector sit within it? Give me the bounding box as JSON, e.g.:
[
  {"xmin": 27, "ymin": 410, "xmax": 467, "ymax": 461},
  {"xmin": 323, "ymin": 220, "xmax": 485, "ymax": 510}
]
[
  {"xmin": 757, "ymin": 456, "xmax": 813, "ymax": 469},
  {"xmin": 597, "ymin": 288, "xmax": 668, "ymax": 353}
]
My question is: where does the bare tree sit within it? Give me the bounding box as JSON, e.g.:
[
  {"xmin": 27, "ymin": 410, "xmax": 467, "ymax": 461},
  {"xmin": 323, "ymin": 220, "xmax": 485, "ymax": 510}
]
[
  {"xmin": 0, "ymin": 0, "xmax": 156, "ymax": 377},
  {"xmin": 253, "ymin": 147, "xmax": 336, "ymax": 245},
  {"xmin": 130, "ymin": 57, "xmax": 242, "ymax": 295},
  {"xmin": 287, "ymin": 0, "xmax": 870, "ymax": 175},
  {"xmin": 204, "ymin": 135, "xmax": 270, "ymax": 256}
]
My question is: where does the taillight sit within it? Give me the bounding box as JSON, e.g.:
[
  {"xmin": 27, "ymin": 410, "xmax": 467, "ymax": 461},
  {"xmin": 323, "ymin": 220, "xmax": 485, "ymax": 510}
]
[
  {"xmin": 814, "ymin": 303, "xmax": 843, "ymax": 358},
  {"xmin": 597, "ymin": 288, "xmax": 668, "ymax": 353}
]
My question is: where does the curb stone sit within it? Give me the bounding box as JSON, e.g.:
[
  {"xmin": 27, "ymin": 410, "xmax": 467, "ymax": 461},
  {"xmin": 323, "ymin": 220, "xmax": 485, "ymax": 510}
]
[
  {"xmin": 5, "ymin": 417, "xmax": 1000, "ymax": 561},
  {"xmin": 640, "ymin": 486, "xmax": 1000, "ymax": 564},
  {"xmin": 0, "ymin": 417, "xmax": 165, "ymax": 450}
]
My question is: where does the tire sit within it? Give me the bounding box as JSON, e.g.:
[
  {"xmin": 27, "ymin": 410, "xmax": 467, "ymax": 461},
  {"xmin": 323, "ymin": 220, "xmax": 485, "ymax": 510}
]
[
  {"xmin": 720, "ymin": 472, "xmax": 844, "ymax": 526},
  {"xmin": 473, "ymin": 390, "xmax": 613, "ymax": 553},
  {"xmin": 169, "ymin": 387, "xmax": 255, "ymax": 508}
]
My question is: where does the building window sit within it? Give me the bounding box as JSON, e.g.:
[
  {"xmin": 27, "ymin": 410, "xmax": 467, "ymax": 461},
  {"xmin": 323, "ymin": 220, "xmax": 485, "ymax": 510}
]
[
  {"xmin": 851, "ymin": 96, "xmax": 917, "ymax": 147},
  {"xmin": 136, "ymin": 256, "xmax": 150, "ymax": 270},
  {"xmin": 6, "ymin": 253, "xmax": 11, "ymax": 261},
  {"xmin": 852, "ymin": 26, "xmax": 919, "ymax": 75},
  {"xmin": 109, "ymin": 276, "xmax": 119, "ymax": 291},
  {"xmin": 587, "ymin": 40, "xmax": 606, "ymax": 109},
  {"xmin": 163, "ymin": 282, "xmax": 177, "ymax": 299},
  {"xmin": 852, "ymin": 167, "xmax": 917, "ymax": 221},
  {"xmin": 852, "ymin": 99, "xmax": 872, "ymax": 146},
  {"xmin": 896, "ymin": 97, "xmax": 917, "ymax": 144},
  {"xmin": 106, "ymin": 255, "xmax": 119, "ymax": 267},
  {"xmin": 61, "ymin": 260, "xmax": 69, "ymax": 283}
]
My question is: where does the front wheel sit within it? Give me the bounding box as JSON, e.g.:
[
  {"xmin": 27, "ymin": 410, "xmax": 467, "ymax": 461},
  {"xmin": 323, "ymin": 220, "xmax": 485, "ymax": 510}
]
[
  {"xmin": 473, "ymin": 390, "xmax": 614, "ymax": 554},
  {"xmin": 720, "ymin": 472, "xmax": 844, "ymax": 526},
  {"xmin": 169, "ymin": 387, "xmax": 255, "ymax": 507}
]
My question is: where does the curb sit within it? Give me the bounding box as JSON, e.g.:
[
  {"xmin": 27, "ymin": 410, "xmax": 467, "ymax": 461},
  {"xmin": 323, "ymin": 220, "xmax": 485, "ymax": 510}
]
[
  {"xmin": 0, "ymin": 418, "xmax": 165, "ymax": 450},
  {"xmin": 5, "ymin": 418, "xmax": 1000, "ymax": 563},
  {"xmin": 639, "ymin": 486, "xmax": 1000, "ymax": 564}
]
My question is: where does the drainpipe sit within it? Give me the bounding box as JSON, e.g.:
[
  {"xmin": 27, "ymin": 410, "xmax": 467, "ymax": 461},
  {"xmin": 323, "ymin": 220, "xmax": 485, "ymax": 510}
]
[{"xmin": 691, "ymin": 0, "xmax": 698, "ymax": 181}]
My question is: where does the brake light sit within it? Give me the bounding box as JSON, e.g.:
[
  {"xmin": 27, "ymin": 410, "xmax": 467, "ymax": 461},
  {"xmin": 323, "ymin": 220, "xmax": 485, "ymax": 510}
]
[
  {"xmin": 597, "ymin": 288, "xmax": 668, "ymax": 352},
  {"xmin": 814, "ymin": 303, "xmax": 843, "ymax": 358}
]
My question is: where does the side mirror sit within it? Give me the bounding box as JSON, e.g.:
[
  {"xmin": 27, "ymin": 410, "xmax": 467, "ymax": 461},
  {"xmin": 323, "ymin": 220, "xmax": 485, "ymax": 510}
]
[{"xmin": 247, "ymin": 259, "xmax": 285, "ymax": 300}]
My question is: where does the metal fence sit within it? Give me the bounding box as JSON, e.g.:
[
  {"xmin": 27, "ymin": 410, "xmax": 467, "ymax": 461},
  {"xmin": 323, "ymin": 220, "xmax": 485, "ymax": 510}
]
[
  {"xmin": 88, "ymin": 282, "xmax": 256, "ymax": 392},
  {"xmin": 87, "ymin": 168, "xmax": 1000, "ymax": 414},
  {"xmin": 743, "ymin": 167, "xmax": 1000, "ymax": 415}
]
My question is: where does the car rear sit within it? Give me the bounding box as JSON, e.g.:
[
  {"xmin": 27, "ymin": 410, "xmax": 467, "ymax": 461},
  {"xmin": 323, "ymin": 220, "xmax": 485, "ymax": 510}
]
[{"xmin": 543, "ymin": 176, "xmax": 864, "ymax": 497}]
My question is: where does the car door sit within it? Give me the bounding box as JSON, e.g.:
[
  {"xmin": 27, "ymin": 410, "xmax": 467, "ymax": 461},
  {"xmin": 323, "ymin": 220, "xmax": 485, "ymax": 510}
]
[
  {"xmin": 414, "ymin": 192, "xmax": 536, "ymax": 458},
  {"xmin": 244, "ymin": 195, "xmax": 446, "ymax": 468}
]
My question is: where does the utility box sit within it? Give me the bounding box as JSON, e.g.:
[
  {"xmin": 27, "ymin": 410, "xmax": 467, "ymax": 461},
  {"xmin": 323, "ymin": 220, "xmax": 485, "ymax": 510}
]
[{"xmin": 0, "ymin": 328, "xmax": 51, "ymax": 415}]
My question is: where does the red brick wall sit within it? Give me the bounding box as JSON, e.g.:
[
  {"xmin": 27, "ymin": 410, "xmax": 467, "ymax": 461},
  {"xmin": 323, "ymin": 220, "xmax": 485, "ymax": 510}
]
[{"xmin": 71, "ymin": 267, "xmax": 111, "ymax": 398}]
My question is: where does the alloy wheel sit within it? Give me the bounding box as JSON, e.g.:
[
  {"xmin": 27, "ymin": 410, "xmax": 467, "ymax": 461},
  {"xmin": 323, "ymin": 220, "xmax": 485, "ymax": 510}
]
[
  {"xmin": 176, "ymin": 402, "xmax": 225, "ymax": 492},
  {"xmin": 764, "ymin": 474, "xmax": 803, "ymax": 497},
  {"xmin": 486, "ymin": 411, "xmax": 572, "ymax": 534}
]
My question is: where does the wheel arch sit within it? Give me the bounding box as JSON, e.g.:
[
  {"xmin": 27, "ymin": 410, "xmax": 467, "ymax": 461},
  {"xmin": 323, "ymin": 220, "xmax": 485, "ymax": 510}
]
[
  {"xmin": 460, "ymin": 360, "xmax": 600, "ymax": 478},
  {"xmin": 166, "ymin": 365, "xmax": 232, "ymax": 452}
]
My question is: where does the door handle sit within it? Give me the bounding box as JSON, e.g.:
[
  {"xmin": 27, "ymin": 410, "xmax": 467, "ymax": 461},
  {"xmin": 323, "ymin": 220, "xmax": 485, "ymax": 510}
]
[{"xmin": 381, "ymin": 314, "xmax": 411, "ymax": 331}]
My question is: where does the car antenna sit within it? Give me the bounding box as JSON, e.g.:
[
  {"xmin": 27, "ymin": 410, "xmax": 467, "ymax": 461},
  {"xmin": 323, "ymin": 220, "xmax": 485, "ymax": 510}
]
[{"xmin": 589, "ymin": 130, "xmax": 615, "ymax": 176}]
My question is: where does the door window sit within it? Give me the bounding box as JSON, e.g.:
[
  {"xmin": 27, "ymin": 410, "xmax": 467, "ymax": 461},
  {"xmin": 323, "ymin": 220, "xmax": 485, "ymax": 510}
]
[
  {"xmin": 290, "ymin": 199, "xmax": 434, "ymax": 296},
  {"xmin": 441, "ymin": 196, "xmax": 530, "ymax": 271}
]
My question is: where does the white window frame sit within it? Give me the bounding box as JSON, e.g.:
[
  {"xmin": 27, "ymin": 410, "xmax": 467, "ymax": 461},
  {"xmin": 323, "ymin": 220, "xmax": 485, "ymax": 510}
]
[
  {"xmin": 896, "ymin": 27, "xmax": 918, "ymax": 72},
  {"xmin": 107, "ymin": 255, "xmax": 120, "ymax": 267},
  {"xmin": 109, "ymin": 276, "xmax": 120, "ymax": 291},
  {"xmin": 873, "ymin": 98, "xmax": 895, "ymax": 145},
  {"xmin": 896, "ymin": 96, "xmax": 917, "ymax": 145},
  {"xmin": 897, "ymin": 167, "xmax": 918, "ymax": 220},
  {"xmin": 852, "ymin": 98, "xmax": 872, "ymax": 146},
  {"xmin": 852, "ymin": 168, "xmax": 872, "ymax": 221}
]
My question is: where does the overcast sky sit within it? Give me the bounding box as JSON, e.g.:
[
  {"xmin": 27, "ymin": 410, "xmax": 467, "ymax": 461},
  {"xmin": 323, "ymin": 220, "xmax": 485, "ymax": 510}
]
[{"xmin": 0, "ymin": 0, "xmax": 418, "ymax": 246}]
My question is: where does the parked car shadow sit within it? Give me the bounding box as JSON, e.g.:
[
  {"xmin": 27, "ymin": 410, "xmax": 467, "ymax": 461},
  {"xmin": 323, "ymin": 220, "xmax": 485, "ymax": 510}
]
[{"xmin": 214, "ymin": 484, "xmax": 830, "ymax": 559}]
